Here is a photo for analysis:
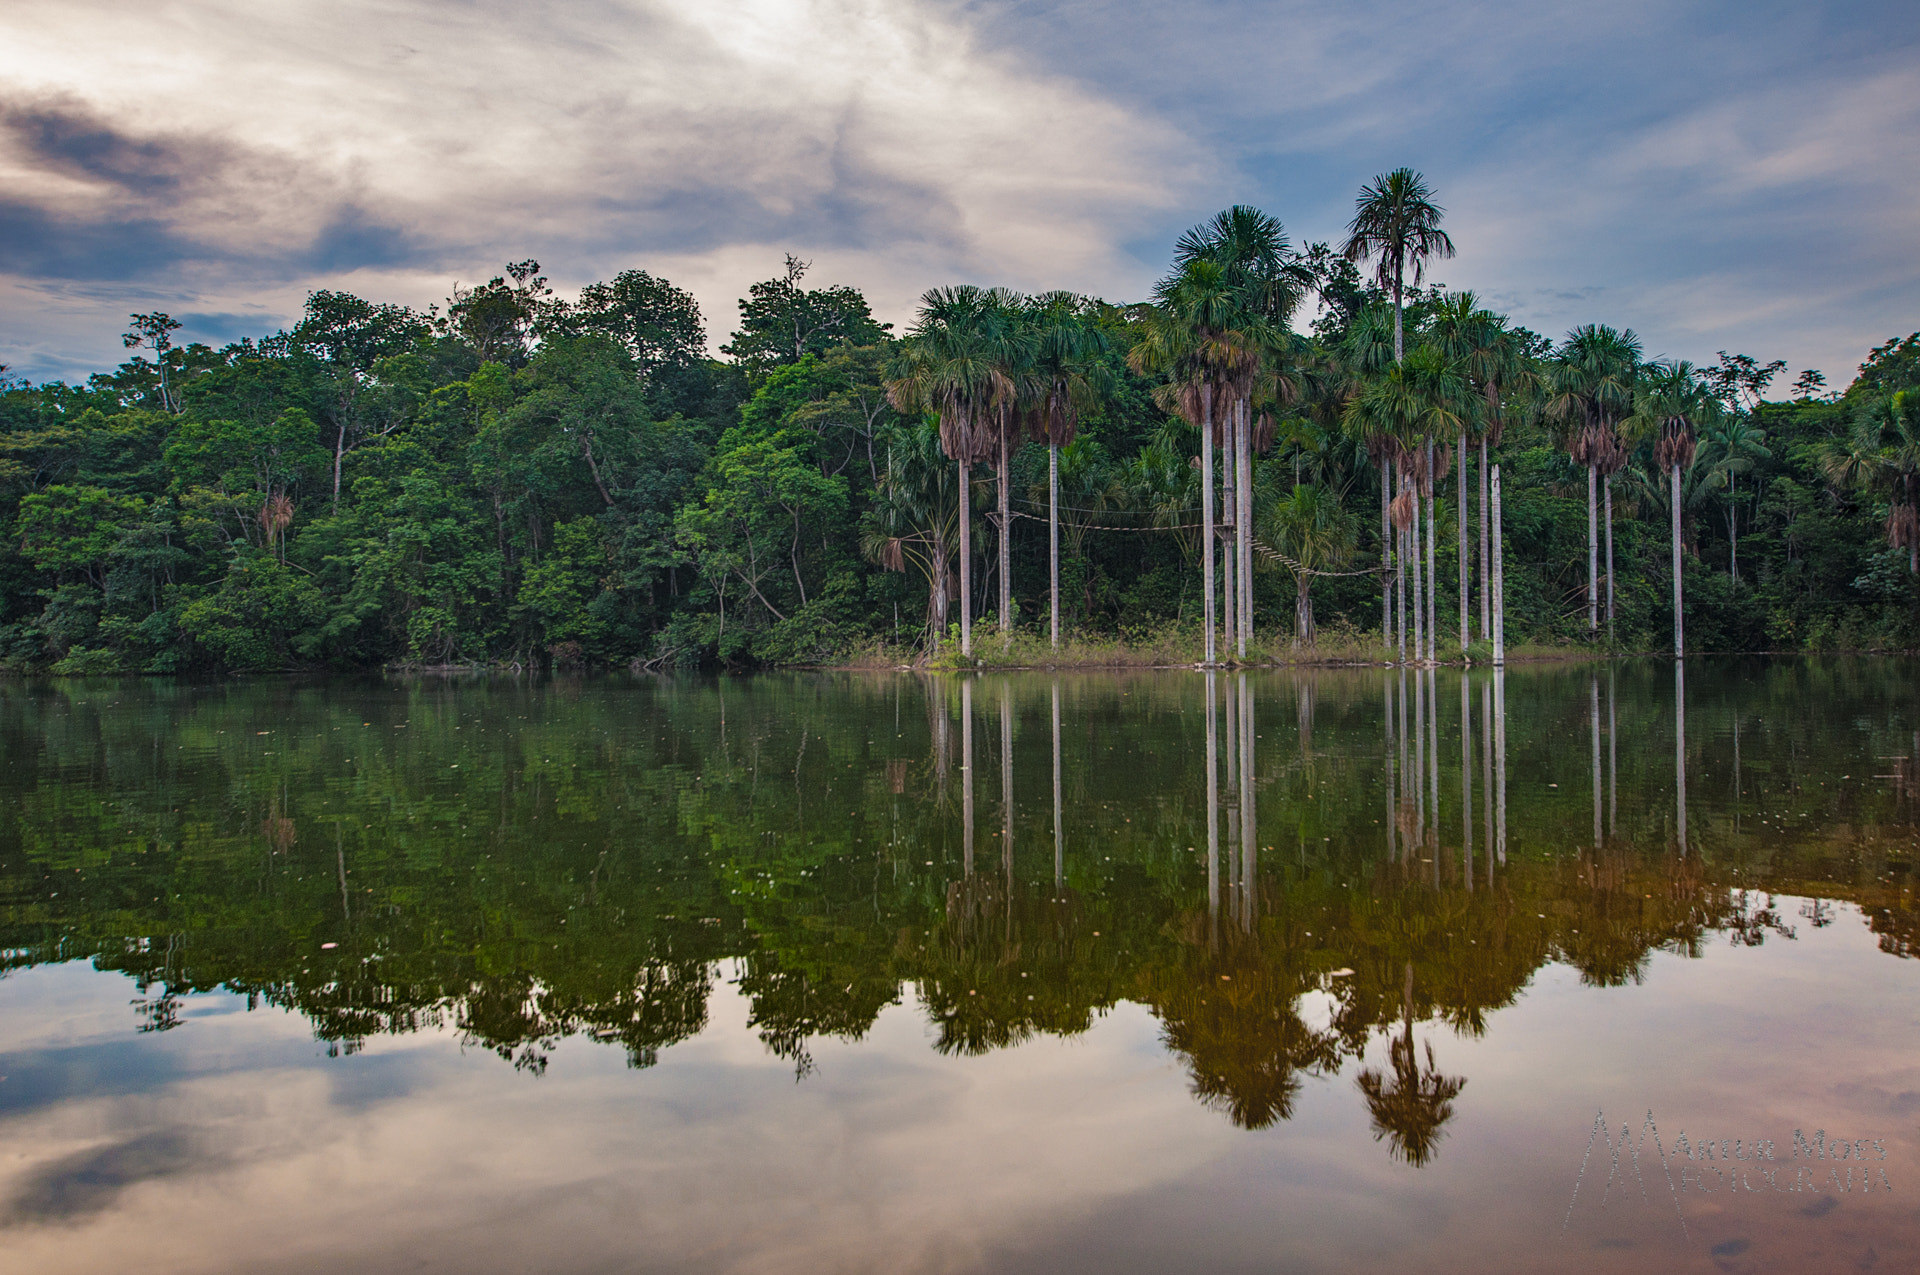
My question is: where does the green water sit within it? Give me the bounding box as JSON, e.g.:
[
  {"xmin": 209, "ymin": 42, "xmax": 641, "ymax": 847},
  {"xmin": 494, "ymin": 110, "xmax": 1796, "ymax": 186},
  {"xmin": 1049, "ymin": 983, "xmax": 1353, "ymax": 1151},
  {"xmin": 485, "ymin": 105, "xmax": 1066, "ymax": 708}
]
[{"xmin": 1, "ymin": 661, "xmax": 1916, "ymax": 1272}]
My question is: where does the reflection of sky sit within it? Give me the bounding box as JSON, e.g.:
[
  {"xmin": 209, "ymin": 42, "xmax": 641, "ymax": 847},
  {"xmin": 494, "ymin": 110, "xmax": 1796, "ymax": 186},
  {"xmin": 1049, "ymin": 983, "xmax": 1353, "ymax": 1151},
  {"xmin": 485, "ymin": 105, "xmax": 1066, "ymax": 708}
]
[
  {"xmin": 1, "ymin": 1, "xmax": 1915, "ymax": 385},
  {"xmin": 2, "ymin": 902, "xmax": 1915, "ymax": 1273}
]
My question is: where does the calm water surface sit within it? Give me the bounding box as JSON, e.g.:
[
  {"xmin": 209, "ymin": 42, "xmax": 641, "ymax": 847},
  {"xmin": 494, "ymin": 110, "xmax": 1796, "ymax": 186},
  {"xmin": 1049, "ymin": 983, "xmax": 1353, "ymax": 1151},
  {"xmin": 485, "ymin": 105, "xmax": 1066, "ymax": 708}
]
[{"xmin": 1, "ymin": 660, "xmax": 1917, "ymax": 1273}]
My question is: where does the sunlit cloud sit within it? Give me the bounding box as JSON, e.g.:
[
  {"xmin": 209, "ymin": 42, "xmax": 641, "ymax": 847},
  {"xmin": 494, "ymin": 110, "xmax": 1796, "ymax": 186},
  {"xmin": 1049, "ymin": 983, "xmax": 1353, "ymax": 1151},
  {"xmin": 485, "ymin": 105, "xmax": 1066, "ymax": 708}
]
[{"xmin": 0, "ymin": 0, "xmax": 1201, "ymax": 378}]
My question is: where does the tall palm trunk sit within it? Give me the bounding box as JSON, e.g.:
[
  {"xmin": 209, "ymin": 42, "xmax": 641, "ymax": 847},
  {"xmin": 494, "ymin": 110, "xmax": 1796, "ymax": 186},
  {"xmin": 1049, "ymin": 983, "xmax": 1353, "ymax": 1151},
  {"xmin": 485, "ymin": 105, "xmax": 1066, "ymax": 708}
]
[
  {"xmin": 1392, "ymin": 265, "xmax": 1404, "ymax": 365},
  {"xmin": 959, "ymin": 459, "xmax": 972, "ymax": 657},
  {"xmin": 1491, "ymin": 459, "xmax": 1506, "ymax": 666},
  {"xmin": 1586, "ymin": 463, "xmax": 1598, "ymax": 633},
  {"xmin": 1727, "ymin": 474, "xmax": 1738, "ymax": 586},
  {"xmin": 1048, "ymin": 443, "xmax": 1060, "ymax": 648},
  {"xmin": 1410, "ymin": 484, "xmax": 1424, "ymax": 664},
  {"xmin": 1222, "ymin": 416, "xmax": 1236, "ymax": 660},
  {"xmin": 1478, "ymin": 439, "xmax": 1489, "ymax": 643},
  {"xmin": 1603, "ymin": 475, "xmax": 1615, "ymax": 644},
  {"xmin": 1671, "ymin": 462, "xmax": 1684, "ymax": 658},
  {"xmin": 1201, "ymin": 395, "xmax": 1217, "ymax": 665},
  {"xmin": 997, "ymin": 431, "xmax": 1012, "ymax": 632},
  {"xmin": 1238, "ymin": 397, "xmax": 1254, "ymax": 659},
  {"xmin": 1395, "ymin": 468, "xmax": 1407, "ymax": 664},
  {"xmin": 1457, "ymin": 435, "xmax": 1469, "ymax": 650},
  {"xmin": 1381, "ymin": 467, "xmax": 1393, "ymax": 648},
  {"xmin": 1425, "ymin": 440, "xmax": 1437, "ymax": 662}
]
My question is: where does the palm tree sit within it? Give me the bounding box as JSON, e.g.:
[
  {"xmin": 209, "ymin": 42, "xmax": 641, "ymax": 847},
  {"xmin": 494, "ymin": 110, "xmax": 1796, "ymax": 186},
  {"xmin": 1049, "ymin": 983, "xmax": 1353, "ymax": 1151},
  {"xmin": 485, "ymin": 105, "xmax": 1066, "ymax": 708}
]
[
  {"xmin": 1131, "ymin": 260, "xmax": 1260, "ymax": 664},
  {"xmin": 1402, "ymin": 345, "xmax": 1473, "ymax": 661},
  {"xmin": 861, "ymin": 420, "xmax": 960, "ymax": 647},
  {"xmin": 1255, "ymin": 482, "xmax": 1353, "ymax": 644},
  {"xmin": 1548, "ymin": 325, "xmax": 1642, "ymax": 637},
  {"xmin": 1337, "ymin": 308, "xmax": 1401, "ymax": 650},
  {"xmin": 1121, "ymin": 433, "xmax": 1203, "ymax": 583},
  {"xmin": 1023, "ymin": 293, "xmax": 1112, "ymax": 647},
  {"xmin": 1175, "ymin": 206, "xmax": 1312, "ymax": 658},
  {"xmin": 1344, "ymin": 360, "xmax": 1422, "ymax": 662},
  {"xmin": 1341, "ymin": 169, "xmax": 1456, "ymax": 365},
  {"xmin": 1699, "ymin": 415, "xmax": 1771, "ymax": 584},
  {"xmin": 885, "ymin": 286, "xmax": 1025, "ymax": 658},
  {"xmin": 1427, "ymin": 293, "xmax": 1513, "ymax": 650},
  {"xmin": 1631, "ymin": 361, "xmax": 1717, "ymax": 656},
  {"xmin": 1822, "ymin": 390, "xmax": 1920, "ymax": 574}
]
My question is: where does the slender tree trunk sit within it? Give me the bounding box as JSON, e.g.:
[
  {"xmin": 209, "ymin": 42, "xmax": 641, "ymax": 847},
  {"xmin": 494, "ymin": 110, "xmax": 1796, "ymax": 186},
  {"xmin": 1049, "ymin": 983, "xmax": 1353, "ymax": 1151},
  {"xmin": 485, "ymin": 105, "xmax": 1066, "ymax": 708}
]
[
  {"xmin": 1202, "ymin": 396, "xmax": 1216, "ymax": 665},
  {"xmin": 1586, "ymin": 463, "xmax": 1598, "ymax": 633},
  {"xmin": 790, "ymin": 509, "xmax": 808, "ymax": 606},
  {"xmin": 1728, "ymin": 477, "xmax": 1738, "ymax": 585},
  {"xmin": 1392, "ymin": 268, "xmax": 1404, "ymax": 365},
  {"xmin": 997, "ymin": 432, "xmax": 1011, "ymax": 632},
  {"xmin": 1222, "ymin": 414, "xmax": 1236, "ymax": 661},
  {"xmin": 333, "ymin": 423, "xmax": 347, "ymax": 510},
  {"xmin": 1671, "ymin": 462, "xmax": 1684, "ymax": 658},
  {"xmin": 1296, "ymin": 577, "xmax": 1313, "ymax": 645},
  {"xmin": 1238, "ymin": 397, "xmax": 1254, "ymax": 659},
  {"xmin": 1458, "ymin": 435, "xmax": 1469, "ymax": 650},
  {"xmin": 1603, "ymin": 475, "xmax": 1615, "ymax": 643},
  {"xmin": 1491, "ymin": 460, "xmax": 1506, "ymax": 666},
  {"xmin": 1395, "ymin": 469, "xmax": 1407, "ymax": 664},
  {"xmin": 959, "ymin": 459, "xmax": 972, "ymax": 657},
  {"xmin": 1411, "ymin": 485, "xmax": 1424, "ymax": 664},
  {"xmin": 1478, "ymin": 438, "xmax": 1489, "ymax": 644},
  {"xmin": 1382, "ymin": 467, "xmax": 1393, "ymax": 648},
  {"xmin": 582, "ymin": 433, "xmax": 615, "ymax": 507},
  {"xmin": 1425, "ymin": 440, "xmax": 1436, "ymax": 662},
  {"xmin": 1049, "ymin": 443, "xmax": 1060, "ymax": 648}
]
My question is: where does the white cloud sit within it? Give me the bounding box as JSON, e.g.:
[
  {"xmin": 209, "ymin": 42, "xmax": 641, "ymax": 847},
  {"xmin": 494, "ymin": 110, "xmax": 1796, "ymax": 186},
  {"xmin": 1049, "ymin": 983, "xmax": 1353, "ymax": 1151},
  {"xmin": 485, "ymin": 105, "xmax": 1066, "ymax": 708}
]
[{"xmin": 0, "ymin": 0, "xmax": 1203, "ymax": 374}]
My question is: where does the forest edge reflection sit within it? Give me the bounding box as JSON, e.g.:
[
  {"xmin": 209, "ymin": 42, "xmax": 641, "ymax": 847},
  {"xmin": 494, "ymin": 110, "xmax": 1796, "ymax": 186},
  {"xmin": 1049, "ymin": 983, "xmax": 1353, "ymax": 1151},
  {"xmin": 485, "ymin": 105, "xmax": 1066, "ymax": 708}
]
[{"xmin": 0, "ymin": 663, "xmax": 1915, "ymax": 1168}]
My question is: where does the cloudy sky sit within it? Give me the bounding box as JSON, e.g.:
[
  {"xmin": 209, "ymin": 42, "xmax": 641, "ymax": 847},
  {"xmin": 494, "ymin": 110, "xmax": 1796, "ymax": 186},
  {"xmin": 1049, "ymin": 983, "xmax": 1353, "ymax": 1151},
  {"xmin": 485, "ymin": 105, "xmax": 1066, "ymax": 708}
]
[{"xmin": 1, "ymin": 0, "xmax": 1915, "ymax": 387}]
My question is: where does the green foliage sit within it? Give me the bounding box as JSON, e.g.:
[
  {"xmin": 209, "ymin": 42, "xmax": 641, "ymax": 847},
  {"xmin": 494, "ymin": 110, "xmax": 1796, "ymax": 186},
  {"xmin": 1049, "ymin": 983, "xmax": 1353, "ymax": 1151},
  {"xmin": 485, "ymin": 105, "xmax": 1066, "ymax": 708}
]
[
  {"xmin": 721, "ymin": 255, "xmax": 891, "ymax": 379},
  {"xmin": 3, "ymin": 247, "xmax": 1917, "ymax": 673}
]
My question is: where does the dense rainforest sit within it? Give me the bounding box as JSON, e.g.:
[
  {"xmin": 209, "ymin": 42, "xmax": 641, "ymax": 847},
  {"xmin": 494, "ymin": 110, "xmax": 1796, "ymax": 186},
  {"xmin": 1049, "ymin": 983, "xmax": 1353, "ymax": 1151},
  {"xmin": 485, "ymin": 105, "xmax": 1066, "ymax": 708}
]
[{"xmin": 3, "ymin": 180, "xmax": 1917, "ymax": 674}]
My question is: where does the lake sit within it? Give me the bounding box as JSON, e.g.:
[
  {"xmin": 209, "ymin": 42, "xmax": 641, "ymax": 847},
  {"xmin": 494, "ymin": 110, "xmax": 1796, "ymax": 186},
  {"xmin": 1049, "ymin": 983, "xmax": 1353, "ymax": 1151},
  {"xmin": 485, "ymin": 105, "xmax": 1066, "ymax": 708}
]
[{"xmin": 1, "ymin": 661, "xmax": 1916, "ymax": 1273}]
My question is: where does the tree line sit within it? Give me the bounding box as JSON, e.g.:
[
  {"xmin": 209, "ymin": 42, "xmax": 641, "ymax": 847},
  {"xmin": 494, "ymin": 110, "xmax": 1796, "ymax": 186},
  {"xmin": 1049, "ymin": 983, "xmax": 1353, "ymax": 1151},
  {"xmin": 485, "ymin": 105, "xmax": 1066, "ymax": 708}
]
[{"xmin": 4, "ymin": 176, "xmax": 1917, "ymax": 673}]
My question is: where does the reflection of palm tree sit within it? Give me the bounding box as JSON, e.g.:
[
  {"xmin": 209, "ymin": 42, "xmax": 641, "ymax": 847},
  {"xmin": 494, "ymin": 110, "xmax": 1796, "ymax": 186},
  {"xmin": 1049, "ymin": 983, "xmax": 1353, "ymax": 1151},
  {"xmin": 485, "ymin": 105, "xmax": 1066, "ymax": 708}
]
[
  {"xmin": 1154, "ymin": 954, "xmax": 1340, "ymax": 1130},
  {"xmin": 1355, "ymin": 962, "xmax": 1465, "ymax": 1166}
]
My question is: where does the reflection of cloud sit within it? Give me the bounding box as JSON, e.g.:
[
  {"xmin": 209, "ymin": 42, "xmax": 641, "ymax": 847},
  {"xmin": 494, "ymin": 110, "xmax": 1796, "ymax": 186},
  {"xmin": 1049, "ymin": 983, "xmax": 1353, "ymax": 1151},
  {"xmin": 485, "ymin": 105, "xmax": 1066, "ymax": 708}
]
[
  {"xmin": 2, "ymin": 1130, "xmax": 205, "ymax": 1225},
  {"xmin": 0, "ymin": 976, "xmax": 1235, "ymax": 1272}
]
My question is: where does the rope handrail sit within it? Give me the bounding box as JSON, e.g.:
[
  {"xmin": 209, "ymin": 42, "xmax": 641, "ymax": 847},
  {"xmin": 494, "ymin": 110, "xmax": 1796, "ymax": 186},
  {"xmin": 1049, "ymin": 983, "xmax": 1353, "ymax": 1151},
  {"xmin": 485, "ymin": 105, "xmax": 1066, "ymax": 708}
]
[{"xmin": 1002, "ymin": 506, "xmax": 1389, "ymax": 577}]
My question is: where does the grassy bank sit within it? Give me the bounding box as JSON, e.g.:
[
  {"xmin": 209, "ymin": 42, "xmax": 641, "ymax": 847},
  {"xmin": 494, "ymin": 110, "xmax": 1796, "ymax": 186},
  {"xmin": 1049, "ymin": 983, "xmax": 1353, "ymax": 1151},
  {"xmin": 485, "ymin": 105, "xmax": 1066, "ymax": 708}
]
[{"xmin": 821, "ymin": 622, "xmax": 1624, "ymax": 671}]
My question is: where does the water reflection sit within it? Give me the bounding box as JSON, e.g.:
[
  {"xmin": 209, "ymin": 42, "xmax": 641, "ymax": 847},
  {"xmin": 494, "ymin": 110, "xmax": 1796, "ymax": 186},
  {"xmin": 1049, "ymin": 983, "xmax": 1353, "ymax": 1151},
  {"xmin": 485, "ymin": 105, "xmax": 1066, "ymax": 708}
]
[{"xmin": 1, "ymin": 663, "xmax": 1916, "ymax": 1160}]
